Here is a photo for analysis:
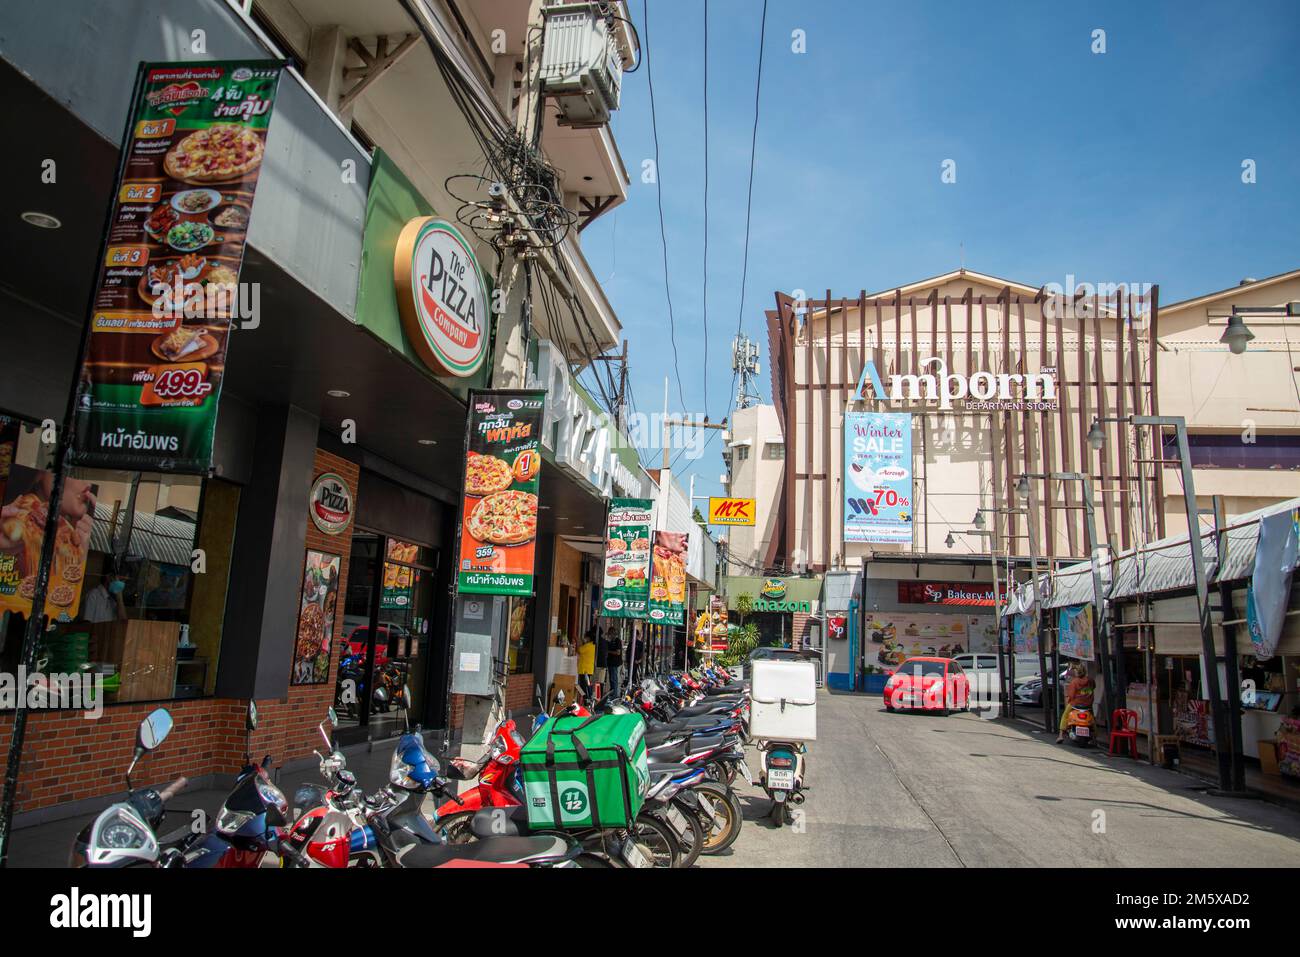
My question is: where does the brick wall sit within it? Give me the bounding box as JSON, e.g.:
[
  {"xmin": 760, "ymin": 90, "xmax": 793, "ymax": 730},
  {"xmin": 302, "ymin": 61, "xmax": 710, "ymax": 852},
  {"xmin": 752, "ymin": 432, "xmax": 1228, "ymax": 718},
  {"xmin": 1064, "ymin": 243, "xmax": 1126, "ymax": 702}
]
[
  {"xmin": 0, "ymin": 448, "xmax": 360, "ymax": 816},
  {"xmin": 792, "ymin": 612, "xmax": 813, "ymax": 649}
]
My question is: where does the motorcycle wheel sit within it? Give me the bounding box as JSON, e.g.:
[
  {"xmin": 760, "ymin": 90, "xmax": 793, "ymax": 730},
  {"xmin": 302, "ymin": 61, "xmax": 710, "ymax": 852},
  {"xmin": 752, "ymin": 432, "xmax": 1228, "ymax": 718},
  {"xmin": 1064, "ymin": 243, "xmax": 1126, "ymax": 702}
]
[
  {"xmin": 661, "ymin": 795, "xmax": 705, "ymax": 868},
  {"xmin": 770, "ymin": 798, "xmax": 785, "ymax": 828},
  {"xmin": 631, "ymin": 813, "xmax": 680, "ymax": 868},
  {"xmin": 436, "ymin": 810, "xmax": 477, "ymax": 844},
  {"xmin": 692, "ymin": 781, "xmax": 741, "ymax": 854}
]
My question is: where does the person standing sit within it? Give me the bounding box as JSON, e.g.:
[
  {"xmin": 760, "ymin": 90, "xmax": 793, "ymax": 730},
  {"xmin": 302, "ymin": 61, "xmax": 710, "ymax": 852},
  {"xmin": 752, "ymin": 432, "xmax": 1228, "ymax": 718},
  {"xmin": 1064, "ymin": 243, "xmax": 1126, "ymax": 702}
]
[
  {"xmin": 576, "ymin": 628, "xmax": 596, "ymax": 704},
  {"xmin": 594, "ymin": 625, "xmax": 610, "ymax": 694},
  {"xmin": 605, "ymin": 627, "xmax": 623, "ymax": 697}
]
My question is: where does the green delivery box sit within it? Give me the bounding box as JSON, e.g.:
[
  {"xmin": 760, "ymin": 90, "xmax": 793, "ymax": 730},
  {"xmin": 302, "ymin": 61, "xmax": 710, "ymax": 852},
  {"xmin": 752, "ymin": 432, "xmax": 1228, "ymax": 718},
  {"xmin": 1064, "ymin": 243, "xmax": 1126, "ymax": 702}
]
[{"xmin": 520, "ymin": 713, "xmax": 649, "ymax": 829}]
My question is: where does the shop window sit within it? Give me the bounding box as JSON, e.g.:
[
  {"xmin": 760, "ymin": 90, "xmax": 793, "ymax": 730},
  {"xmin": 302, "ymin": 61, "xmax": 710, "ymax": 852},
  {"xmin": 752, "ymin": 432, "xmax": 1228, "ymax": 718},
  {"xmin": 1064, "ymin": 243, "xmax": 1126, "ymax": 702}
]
[
  {"xmin": 1166, "ymin": 433, "xmax": 1300, "ymax": 470},
  {"xmin": 1, "ymin": 420, "xmax": 236, "ymax": 708},
  {"xmin": 507, "ymin": 596, "xmax": 533, "ymax": 675}
]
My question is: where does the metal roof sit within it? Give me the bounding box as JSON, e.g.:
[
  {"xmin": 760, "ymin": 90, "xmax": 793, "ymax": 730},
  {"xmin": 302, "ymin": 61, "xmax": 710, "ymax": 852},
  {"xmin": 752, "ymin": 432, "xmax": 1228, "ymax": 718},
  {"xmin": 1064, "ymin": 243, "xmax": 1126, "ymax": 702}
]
[{"xmin": 90, "ymin": 503, "xmax": 198, "ymax": 568}]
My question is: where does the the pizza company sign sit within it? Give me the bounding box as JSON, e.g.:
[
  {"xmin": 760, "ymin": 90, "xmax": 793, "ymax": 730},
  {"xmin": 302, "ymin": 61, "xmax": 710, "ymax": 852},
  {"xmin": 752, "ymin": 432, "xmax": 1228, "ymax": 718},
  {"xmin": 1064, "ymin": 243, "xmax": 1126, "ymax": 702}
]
[
  {"xmin": 395, "ymin": 218, "xmax": 488, "ymax": 378},
  {"xmin": 853, "ymin": 357, "xmax": 1058, "ymax": 411},
  {"xmin": 309, "ymin": 472, "xmax": 353, "ymax": 535}
]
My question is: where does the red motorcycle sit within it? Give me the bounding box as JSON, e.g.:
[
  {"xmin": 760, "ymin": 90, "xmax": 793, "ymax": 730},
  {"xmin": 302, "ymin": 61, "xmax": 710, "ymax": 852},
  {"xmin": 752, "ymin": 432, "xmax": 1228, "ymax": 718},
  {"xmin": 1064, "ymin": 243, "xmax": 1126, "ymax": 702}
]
[{"xmin": 432, "ymin": 717, "xmax": 529, "ymax": 841}]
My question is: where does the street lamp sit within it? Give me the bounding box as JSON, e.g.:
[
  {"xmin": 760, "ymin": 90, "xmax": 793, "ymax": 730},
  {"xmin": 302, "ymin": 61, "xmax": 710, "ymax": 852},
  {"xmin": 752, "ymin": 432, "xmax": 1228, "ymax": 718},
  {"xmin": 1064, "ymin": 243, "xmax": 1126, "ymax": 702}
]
[
  {"xmin": 1220, "ymin": 313, "xmax": 1255, "ymax": 355},
  {"xmin": 972, "ymin": 510, "xmax": 985, "ymax": 529},
  {"xmin": 944, "ymin": 531, "xmax": 956, "ymax": 549},
  {"xmin": 1086, "ymin": 418, "xmax": 1106, "ymax": 452}
]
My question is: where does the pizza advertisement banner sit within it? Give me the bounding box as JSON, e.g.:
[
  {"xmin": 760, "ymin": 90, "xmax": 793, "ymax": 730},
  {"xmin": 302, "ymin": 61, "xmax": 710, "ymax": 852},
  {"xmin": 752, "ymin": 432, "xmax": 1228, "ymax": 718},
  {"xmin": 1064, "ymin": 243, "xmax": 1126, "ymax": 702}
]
[
  {"xmin": 601, "ymin": 497, "xmax": 653, "ymax": 619},
  {"xmin": 648, "ymin": 530, "xmax": 688, "ymax": 627},
  {"xmin": 0, "ymin": 464, "xmax": 95, "ymax": 621},
  {"xmin": 456, "ymin": 390, "xmax": 545, "ymax": 596},
  {"xmin": 71, "ymin": 60, "xmax": 286, "ymax": 473}
]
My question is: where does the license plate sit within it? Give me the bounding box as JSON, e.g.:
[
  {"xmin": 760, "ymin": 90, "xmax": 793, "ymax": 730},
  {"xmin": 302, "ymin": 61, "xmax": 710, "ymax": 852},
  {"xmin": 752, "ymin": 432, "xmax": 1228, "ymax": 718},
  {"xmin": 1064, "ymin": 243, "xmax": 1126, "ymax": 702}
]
[
  {"xmin": 695, "ymin": 793, "xmax": 723, "ymax": 828},
  {"xmin": 768, "ymin": 768, "xmax": 794, "ymax": 790},
  {"xmin": 665, "ymin": 805, "xmax": 690, "ymax": 839},
  {"xmin": 622, "ymin": 840, "xmax": 652, "ymax": 868},
  {"xmin": 1075, "ymin": 726, "xmax": 1091, "ymax": 737}
]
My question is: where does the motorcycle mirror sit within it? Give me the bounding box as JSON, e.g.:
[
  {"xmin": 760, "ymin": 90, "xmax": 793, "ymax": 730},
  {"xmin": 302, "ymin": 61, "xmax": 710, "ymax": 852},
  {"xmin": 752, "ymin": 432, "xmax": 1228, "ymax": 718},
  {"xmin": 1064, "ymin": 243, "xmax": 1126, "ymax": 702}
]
[
  {"xmin": 404, "ymin": 685, "xmax": 412, "ymax": 711},
  {"xmin": 247, "ymin": 701, "xmax": 258, "ymax": 731},
  {"xmin": 138, "ymin": 707, "xmax": 173, "ymax": 752},
  {"xmin": 327, "ymin": 706, "xmax": 338, "ymax": 728}
]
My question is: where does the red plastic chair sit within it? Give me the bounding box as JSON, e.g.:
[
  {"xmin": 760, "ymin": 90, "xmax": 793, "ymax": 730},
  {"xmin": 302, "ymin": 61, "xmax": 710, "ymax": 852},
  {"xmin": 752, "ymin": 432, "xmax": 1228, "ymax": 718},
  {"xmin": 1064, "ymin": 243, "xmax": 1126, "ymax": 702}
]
[{"xmin": 1109, "ymin": 709, "xmax": 1139, "ymax": 758}]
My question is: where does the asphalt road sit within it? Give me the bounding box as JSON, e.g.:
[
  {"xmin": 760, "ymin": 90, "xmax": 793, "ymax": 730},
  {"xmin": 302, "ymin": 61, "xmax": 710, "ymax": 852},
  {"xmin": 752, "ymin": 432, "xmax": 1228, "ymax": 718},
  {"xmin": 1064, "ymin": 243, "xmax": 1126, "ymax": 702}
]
[{"xmin": 701, "ymin": 688, "xmax": 1300, "ymax": 868}]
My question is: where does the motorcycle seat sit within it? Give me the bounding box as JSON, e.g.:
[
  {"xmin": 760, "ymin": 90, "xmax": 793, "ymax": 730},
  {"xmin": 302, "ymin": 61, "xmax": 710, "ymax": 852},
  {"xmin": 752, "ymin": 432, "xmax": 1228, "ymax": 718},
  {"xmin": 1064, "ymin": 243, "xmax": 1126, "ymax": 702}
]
[
  {"xmin": 687, "ymin": 733, "xmax": 725, "ymax": 755},
  {"xmin": 469, "ymin": 805, "xmax": 531, "ymax": 839},
  {"xmin": 704, "ymin": 684, "xmax": 747, "ymax": 696},
  {"xmin": 645, "ymin": 715, "xmax": 723, "ymax": 733},
  {"xmin": 674, "ymin": 703, "xmax": 731, "ymax": 718},
  {"xmin": 647, "ymin": 740, "xmax": 689, "ymax": 763},
  {"xmin": 399, "ymin": 834, "xmax": 570, "ymax": 867}
]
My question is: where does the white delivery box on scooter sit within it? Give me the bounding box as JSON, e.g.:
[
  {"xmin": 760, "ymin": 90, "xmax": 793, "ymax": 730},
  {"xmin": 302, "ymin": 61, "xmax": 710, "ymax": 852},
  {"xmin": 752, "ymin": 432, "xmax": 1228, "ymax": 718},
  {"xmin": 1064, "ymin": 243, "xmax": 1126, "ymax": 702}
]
[{"xmin": 749, "ymin": 659, "xmax": 817, "ymax": 741}]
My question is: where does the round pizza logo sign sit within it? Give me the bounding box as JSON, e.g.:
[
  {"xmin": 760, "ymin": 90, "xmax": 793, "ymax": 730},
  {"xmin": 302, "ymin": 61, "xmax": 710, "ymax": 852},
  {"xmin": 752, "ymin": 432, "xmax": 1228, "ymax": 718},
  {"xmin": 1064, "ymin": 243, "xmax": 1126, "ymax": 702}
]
[
  {"xmin": 309, "ymin": 472, "xmax": 353, "ymax": 535},
  {"xmin": 394, "ymin": 217, "xmax": 489, "ymax": 378}
]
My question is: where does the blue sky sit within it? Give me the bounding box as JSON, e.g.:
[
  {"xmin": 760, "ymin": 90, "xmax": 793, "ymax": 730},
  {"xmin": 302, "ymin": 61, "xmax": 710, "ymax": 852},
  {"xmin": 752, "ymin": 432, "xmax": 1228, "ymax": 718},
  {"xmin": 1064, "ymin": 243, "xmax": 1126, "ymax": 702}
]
[{"xmin": 580, "ymin": 0, "xmax": 1300, "ymax": 504}]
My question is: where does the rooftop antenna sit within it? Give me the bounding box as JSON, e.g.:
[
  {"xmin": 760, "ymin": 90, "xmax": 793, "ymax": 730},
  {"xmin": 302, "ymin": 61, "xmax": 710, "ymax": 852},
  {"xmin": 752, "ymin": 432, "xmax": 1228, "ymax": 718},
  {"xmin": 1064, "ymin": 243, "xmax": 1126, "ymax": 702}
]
[{"xmin": 732, "ymin": 334, "xmax": 761, "ymax": 409}]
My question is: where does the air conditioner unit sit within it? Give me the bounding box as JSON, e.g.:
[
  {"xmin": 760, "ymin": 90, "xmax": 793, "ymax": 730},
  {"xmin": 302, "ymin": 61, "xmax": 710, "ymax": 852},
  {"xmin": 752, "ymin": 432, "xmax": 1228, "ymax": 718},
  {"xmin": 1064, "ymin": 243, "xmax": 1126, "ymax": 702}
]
[{"xmin": 540, "ymin": 2, "xmax": 624, "ymax": 128}]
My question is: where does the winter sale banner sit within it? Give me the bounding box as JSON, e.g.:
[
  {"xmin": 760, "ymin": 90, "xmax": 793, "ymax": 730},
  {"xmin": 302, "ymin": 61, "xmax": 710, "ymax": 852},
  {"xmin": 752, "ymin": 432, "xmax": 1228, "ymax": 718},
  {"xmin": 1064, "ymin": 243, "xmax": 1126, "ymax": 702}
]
[
  {"xmin": 71, "ymin": 60, "xmax": 285, "ymax": 472},
  {"xmin": 844, "ymin": 411, "xmax": 913, "ymax": 544}
]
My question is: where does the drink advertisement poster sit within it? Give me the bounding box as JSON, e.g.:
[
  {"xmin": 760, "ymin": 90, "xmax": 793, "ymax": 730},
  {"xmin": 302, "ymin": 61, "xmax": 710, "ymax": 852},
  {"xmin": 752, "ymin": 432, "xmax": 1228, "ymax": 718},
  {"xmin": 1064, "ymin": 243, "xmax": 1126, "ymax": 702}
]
[
  {"xmin": 456, "ymin": 391, "xmax": 545, "ymax": 596},
  {"xmin": 844, "ymin": 412, "xmax": 913, "ymax": 544},
  {"xmin": 649, "ymin": 531, "xmax": 688, "ymax": 626},
  {"xmin": 71, "ymin": 61, "xmax": 286, "ymax": 473},
  {"xmin": 602, "ymin": 498, "xmax": 653, "ymax": 619}
]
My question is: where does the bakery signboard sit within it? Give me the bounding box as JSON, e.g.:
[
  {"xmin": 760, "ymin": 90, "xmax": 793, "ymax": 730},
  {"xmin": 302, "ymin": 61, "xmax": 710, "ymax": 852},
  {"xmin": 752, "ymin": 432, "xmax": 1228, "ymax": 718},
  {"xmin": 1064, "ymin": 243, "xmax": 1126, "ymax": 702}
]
[
  {"xmin": 394, "ymin": 217, "xmax": 490, "ymax": 378},
  {"xmin": 456, "ymin": 390, "xmax": 545, "ymax": 596},
  {"xmin": 70, "ymin": 61, "xmax": 286, "ymax": 473},
  {"xmin": 602, "ymin": 498, "xmax": 653, "ymax": 619}
]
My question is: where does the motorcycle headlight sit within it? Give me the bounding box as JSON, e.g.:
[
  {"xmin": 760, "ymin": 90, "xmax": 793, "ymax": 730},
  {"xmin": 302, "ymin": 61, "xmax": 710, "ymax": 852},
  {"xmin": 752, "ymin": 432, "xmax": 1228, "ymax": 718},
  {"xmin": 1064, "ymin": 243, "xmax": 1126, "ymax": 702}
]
[{"xmin": 216, "ymin": 807, "xmax": 257, "ymax": 835}]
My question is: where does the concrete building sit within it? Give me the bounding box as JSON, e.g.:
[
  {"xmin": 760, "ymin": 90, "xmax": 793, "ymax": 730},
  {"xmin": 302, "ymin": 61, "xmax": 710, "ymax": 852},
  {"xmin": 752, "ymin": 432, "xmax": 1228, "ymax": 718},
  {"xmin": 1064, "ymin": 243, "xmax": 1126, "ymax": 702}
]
[{"xmin": 721, "ymin": 403, "xmax": 784, "ymax": 575}]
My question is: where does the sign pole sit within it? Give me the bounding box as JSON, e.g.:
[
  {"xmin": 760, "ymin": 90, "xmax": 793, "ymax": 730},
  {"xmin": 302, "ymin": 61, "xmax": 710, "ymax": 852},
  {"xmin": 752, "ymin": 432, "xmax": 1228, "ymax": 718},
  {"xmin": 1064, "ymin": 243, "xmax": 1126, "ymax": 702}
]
[{"xmin": 0, "ymin": 65, "xmax": 146, "ymax": 868}]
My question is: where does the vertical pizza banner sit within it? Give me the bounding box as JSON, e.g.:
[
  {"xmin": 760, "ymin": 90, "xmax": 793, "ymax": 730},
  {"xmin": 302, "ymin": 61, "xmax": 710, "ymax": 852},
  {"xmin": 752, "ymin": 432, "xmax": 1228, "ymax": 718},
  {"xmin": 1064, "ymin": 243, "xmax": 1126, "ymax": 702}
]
[
  {"xmin": 0, "ymin": 464, "xmax": 94, "ymax": 620},
  {"xmin": 648, "ymin": 530, "xmax": 688, "ymax": 627},
  {"xmin": 456, "ymin": 390, "xmax": 545, "ymax": 596},
  {"xmin": 70, "ymin": 60, "xmax": 286, "ymax": 473},
  {"xmin": 601, "ymin": 498, "xmax": 653, "ymax": 619}
]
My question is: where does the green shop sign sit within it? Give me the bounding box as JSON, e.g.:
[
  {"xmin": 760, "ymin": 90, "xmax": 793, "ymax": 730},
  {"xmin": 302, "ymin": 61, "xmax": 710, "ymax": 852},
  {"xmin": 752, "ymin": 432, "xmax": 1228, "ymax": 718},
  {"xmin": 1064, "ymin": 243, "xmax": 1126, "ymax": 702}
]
[{"xmin": 752, "ymin": 599, "xmax": 812, "ymax": 614}]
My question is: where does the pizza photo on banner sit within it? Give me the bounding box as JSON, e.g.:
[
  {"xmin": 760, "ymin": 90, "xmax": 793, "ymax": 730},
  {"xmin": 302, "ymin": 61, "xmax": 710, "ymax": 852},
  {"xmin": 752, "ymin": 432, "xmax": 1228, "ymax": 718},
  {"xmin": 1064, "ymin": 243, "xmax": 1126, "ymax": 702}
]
[
  {"xmin": 71, "ymin": 60, "xmax": 286, "ymax": 473},
  {"xmin": 456, "ymin": 390, "xmax": 545, "ymax": 596},
  {"xmin": 602, "ymin": 497, "xmax": 653, "ymax": 619},
  {"xmin": 0, "ymin": 464, "xmax": 95, "ymax": 621},
  {"xmin": 648, "ymin": 530, "xmax": 688, "ymax": 626}
]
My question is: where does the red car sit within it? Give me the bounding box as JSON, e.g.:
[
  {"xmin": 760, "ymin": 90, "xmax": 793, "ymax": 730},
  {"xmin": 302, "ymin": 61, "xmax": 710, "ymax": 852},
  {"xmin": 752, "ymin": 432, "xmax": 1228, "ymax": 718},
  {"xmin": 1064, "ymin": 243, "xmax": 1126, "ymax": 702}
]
[{"xmin": 883, "ymin": 656, "xmax": 970, "ymax": 715}]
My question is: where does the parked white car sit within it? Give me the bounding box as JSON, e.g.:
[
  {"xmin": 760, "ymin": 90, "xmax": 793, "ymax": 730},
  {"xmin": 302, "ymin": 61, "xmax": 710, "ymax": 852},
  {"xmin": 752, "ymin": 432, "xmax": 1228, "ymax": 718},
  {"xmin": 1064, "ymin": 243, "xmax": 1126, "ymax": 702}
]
[{"xmin": 951, "ymin": 653, "xmax": 1040, "ymax": 708}]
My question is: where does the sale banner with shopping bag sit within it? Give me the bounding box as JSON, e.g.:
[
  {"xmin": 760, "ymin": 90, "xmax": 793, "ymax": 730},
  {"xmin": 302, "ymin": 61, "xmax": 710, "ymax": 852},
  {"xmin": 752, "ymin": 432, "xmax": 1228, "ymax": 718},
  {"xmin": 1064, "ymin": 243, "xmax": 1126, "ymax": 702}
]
[
  {"xmin": 456, "ymin": 391, "xmax": 545, "ymax": 596},
  {"xmin": 843, "ymin": 411, "xmax": 913, "ymax": 544},
  {"xmin": 602, "ymin": 498, "xmax": 653, "ymax": 619},
  {"xmin": 71, "ymin": 61, "xmax": 286, "ymax": 472},
  {"xmin": 648, "ymin": 531, "xmax": 688, "ymax": 626}
]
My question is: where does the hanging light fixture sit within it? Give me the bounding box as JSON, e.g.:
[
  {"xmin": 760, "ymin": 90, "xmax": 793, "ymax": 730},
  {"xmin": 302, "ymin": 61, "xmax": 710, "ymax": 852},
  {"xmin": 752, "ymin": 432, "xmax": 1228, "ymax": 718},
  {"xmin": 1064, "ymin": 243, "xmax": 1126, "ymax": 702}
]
[
  {"xmin": 973, "ymin": 510, "xmax": 985, "ymax": 529},
  {"xmin": 1015, "ymin": 475, "xmax": 1031, "ymax": 500},
  {"xmin": 1087, "ymin": 418, "xmax": 1106, "ymax": 452},
  {"xmin": 945, "ymin": 532, "xmax": 956, "ymax": 549},
  {"xmin": 1220, "ymin": 311, "xmax": 1256, "ymax": 356}
]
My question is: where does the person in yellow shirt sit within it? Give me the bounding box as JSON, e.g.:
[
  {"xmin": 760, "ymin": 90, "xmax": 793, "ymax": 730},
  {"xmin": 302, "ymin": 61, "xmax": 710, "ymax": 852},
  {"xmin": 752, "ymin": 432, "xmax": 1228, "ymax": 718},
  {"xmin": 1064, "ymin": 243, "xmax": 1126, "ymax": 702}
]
[{"xmin": 577, "ymin": 628, "xmax": 596, "ymax": 703}]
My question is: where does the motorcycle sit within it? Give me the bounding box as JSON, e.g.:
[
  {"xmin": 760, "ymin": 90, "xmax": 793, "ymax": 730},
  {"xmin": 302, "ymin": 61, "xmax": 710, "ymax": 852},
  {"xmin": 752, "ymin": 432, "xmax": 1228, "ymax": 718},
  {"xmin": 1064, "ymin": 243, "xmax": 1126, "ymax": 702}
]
[
  {"xmin": 759, "ymin": 739, "xmax": 808, "ymax": 828},
  {"xmin": 1065, "ymin": 703, "xmax": 1095, "ymax": 748},
  {"xmin": 71, "ymin": 708, "xmax": 188, "ymax": 867}
]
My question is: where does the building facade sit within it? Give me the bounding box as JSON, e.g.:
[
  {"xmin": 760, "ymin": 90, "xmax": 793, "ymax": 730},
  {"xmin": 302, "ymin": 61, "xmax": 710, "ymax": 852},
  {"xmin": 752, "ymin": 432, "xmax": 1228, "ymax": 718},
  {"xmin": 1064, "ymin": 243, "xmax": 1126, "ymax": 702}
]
[{"xmin": 0, "ymin": 0, "xmax": 638, "ymax": 825}]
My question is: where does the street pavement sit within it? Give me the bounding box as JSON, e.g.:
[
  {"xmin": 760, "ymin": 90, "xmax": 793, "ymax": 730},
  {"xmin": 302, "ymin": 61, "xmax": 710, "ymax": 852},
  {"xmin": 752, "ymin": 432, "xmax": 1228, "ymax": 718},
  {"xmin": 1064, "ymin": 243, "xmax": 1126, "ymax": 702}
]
[{"xmin": 701, "ymin": 687, "xmax": 1300, "ymax": 868}]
